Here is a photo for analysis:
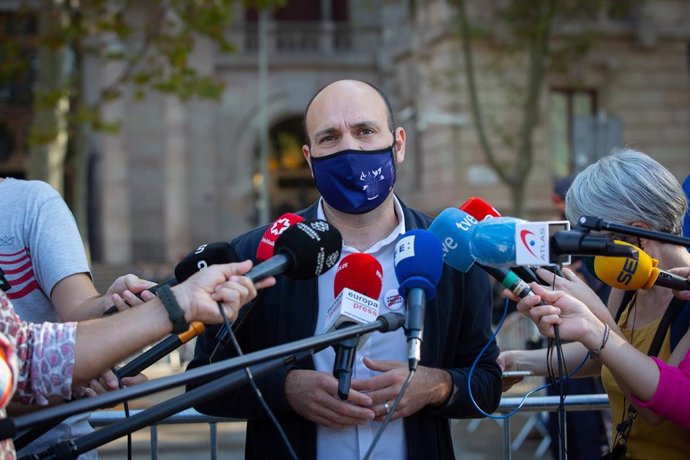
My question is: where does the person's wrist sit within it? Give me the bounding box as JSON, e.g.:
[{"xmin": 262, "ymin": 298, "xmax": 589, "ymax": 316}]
[
  {"xmin": 171, "ymin": 284, "xmax": 194, "ymax": 323},
  {"xmin": 158, "ymin": 284, "xmax": 189, "ymax": 333},
  {"xmin": 582, "ymin": 321, "xmax": 606, "ymax": 352}
]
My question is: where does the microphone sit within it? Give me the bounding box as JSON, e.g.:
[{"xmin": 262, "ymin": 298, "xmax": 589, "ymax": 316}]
[
  {"xmin": 326, "ymin": 253, "xmax": 383, "ymax": 399},
  {"xmin": 245, "ymin": 219, "xmax": 342, "ymax": 282},
  {"xmin": 115, "ymin": 242, "xmax": 239, "ymax": 378},
  {"xmin": 394, "ymin": 229, "xmax": 444, "ymax": 371},
  {"xmin": 427, "ymin": 206, "xmax": 557, "ymax": 306},
  {"xmin": 458, "ymin": 198, "xmax": 544, "ymax": 285},
  {"xmin": 459, "ymin": 196, "xmax": 501, "ymax": 220},
  {"xmin": 470, "ymin": 218, "xmax": 636, "ymax": 267},
  {"xmin": 103, "ymin": 242, "xmax": 237, "ymax": 317},
  {"xmin": 256, "ymin": 213, "xmax": 305, "ymax": 262},
  {"xmin": 428, "ymin": 207, "xmax": 479, "ymax": 273},
  {"xmin": 209, "ymin": 219, "xmax": 343, "ymax": 362},
  {"xmin": 593, "ymin": 241, "xmax": 690, "ymax": 291}
]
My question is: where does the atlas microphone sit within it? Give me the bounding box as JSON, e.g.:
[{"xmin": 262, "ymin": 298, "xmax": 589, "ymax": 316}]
[
  {"xmin": 326, "ymin": 253, "xmax": 383, "ymax": 399},
  {"xmin": 428, "ymin": 207, "xmax": 546, "ymax": 304},
  {"xmin": 394, "ymin": 229, "xmax": 443, "ymax": 371},
  {"xmin": 593, "ymin": 241, "xmax": 690, "ymax": 291},
  {"xmin": 458, "ymin": 197, "xmax": 543, "ymax": 284},
  {"xmin": 469, "ymin": 217, "xmax": 637, "ymax": 267}
]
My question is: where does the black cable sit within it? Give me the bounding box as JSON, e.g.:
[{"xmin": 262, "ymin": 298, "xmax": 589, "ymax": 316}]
[
  {"xmin": 111, "ymin": 367, "xmax": 132, "ymax": 460},
  {"xmin": 362, "ymin": 369, "xmax": 415, "ymax": 460},
  {"xmin": 549, "ymin": 269, "xmax": 567, "ymax": 460},
  {"xmin": 216, "ymin": 302, "xmax": 298, "ymax": 460}
]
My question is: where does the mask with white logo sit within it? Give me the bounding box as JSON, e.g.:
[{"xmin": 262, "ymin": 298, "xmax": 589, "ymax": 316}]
[{"xmin": 310, "ymin": 144, "xmax": 396, "ymax": 214}]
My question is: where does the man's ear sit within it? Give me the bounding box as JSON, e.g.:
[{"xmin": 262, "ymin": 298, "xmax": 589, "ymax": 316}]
[
  {"xmin": 302, "ymin": 145, "xmax": 313, "ymax": 176},
  {"xmin": 393, "ymin": 127, "xmax": 406, "ymax": 164}
]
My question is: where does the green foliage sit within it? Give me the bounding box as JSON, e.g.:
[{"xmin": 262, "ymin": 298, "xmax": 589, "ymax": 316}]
[{"xmin": 2, "ymin": 0, "xmax": 286, "ymax": 146}]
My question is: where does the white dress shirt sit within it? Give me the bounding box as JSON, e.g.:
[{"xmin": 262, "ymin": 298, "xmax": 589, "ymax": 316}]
[{"xmin": 313, "ymin": 197, "xmax": 408, "ymax": 460}]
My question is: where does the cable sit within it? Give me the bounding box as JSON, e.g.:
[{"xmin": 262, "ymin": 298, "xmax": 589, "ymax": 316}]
[
  {"xmin": 362, "ymin": 369, "xmax": 415, "ymax": 460},
  {"xmin": 217, "ymin": 302, "xmax": 298, "ymax": 460},
  {"xmin": 468, "ymin": 296, "xmax": 589, "ymax": 420},
  {"xmin": 111, "ymin": 368, "xmax": 132, "ymax": 460},
  {"xmin": 548, "ymin": 270, "xmax": 568, "ymax": 460}
]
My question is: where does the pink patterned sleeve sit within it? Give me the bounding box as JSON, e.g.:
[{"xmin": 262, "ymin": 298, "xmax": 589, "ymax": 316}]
[
  {"xmin": 629, "ymin": 350, "xmax": 690, "ymax": 430},
  {"xmin": 0, "ymin": 291, "xmax": 76, "ymax": 405}
]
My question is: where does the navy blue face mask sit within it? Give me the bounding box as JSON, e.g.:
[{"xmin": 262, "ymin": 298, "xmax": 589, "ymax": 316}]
[{"xmin": 310, "ymin": 144, "xmax": 396, "ymax": 214}]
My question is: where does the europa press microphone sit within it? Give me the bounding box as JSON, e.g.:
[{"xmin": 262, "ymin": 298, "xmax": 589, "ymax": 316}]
[
  {"xmin": 209, "ymin": 219, "xmax": 343, "ymax": 362},
  {"xmin": 593, "ymin": 241, "xmax": 690, "ymax": 291},
  {"xmin": 394, "ymin": 230, "xmax": 444, "ymax": 371},
  {"xmin": 325, "ymin": 253, "xmax": 383, "ymax": 400}
]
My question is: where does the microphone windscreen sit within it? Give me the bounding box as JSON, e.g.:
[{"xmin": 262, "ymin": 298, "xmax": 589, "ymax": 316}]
[
  {"xmin": 256, "ymin": 213, "xmax": 305, "ymax": 262},
  {"xmin": 274, "ymin": 219, "xmax": 342, "ymax": 279},
  {"xmin": 470, "ymin": 217, "xmax": 523, "ymax": 267},
  {"xmin": 593, "ymin": 240, "xmax": 657, "ymax": 290},
  {"xmin": 394, "ymin": 229, "xmax": 443, "ymax": 299},
  {"xmin": 174, "ymin": 242, "xmax": 237, "ymax": 282},
  {"xmin": 334, "ymin": 253, "xmax": 384, "ymax": 299},
  {"xmin": 459, "ymin": 197, "xmax": 501, "ymax": 221},
  {"xmin": 428, "ymin": 208, "xmax": 478, "ymax": 272}
]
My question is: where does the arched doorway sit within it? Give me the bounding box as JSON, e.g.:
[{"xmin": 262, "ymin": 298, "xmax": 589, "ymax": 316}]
[{"xmin": 255, "ymin": 115, "xmax": 319, "ymax": 220}]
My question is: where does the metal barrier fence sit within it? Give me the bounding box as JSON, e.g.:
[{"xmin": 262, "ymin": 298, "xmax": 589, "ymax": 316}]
[{"xmin": 89, "ymin": 394, "xmax": 610, "ymax": 460}]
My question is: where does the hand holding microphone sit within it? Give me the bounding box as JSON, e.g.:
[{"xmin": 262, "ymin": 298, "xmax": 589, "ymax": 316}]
[
  {"xmin": 668, "ymin": 267, "xmax": 690, "ymax": 301},
  {"xmin": 171, "ymin": 260, "xmax": 275, "ymax": 325},
  {"xmin": 592, "ymin": 241, "xmax": 690, "ymax": 292}
]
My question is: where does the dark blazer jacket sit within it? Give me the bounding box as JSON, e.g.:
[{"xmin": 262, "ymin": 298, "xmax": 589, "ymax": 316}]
[{"xmin": 187, "ymin": 199, "xmax": 502, "ymax": 459}]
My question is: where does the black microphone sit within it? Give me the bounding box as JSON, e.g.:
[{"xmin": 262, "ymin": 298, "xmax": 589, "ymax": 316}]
[
  {"xmin": 115, "ymin": 242, "xmax": 238, "ymax": 378},
  {"xmin": 244, "ymin": 219, "xmax": 343, "ymax": 281},
  {"xmin": 103, "ymin": 242, "xmax": 237, "ymax": 316},
  {"xmin": 209, "ymin": 219, "xmax": 343, "ymax": 362},
  {"xmin": 550, "ymin": 231, "xmax": 638, "ymax": 258}
]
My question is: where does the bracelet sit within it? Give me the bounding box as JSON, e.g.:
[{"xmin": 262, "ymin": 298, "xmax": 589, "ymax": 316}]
[
  {"xmin": 588, "ymin": 323, "xmax": 611, "ymax": 360},
  {"xmin": 157, "ymin": 284, "xmax": 189, "ymax": 334}
]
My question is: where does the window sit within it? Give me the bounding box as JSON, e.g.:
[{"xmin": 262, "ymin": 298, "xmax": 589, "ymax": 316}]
[{"xmin": 548, "ymin": 89, "xmax": 597, "ymax": 177}]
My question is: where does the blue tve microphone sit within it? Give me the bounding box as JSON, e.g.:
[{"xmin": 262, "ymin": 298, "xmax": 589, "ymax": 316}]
[
  {"xmin": 394, "ymin": 229, "xmax": 444, "ymax": 371},
  {"xmin": 428, "ymin": 207, "xmax": 479, "ymax": 272}
]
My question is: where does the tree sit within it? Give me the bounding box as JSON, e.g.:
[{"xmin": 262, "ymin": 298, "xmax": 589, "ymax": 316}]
[
  {"xmin": 453, "ymin": 0, "xmax": 637, "ymax": 216},
  {"xmin": 1, "ymin": 0, "xmax": 282, "ymax": 243}
]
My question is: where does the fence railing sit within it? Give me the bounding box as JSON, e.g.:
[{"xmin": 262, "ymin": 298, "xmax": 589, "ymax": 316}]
[{"xmin": 89, "ymin": 394, "xmax": 609, "ymax": 459}]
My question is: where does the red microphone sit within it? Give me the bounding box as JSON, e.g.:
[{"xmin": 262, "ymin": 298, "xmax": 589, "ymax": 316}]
[
  {"xmin": 333, "ymin": 253, "xmax": 384, "ymax": 299},
  {"xmin": 459, "ymin": 197, "xmax": 501, "ymax": 221},
  {"xmin": 256, "ymin": 213, "xmax": 305, "ymax": 262},
  {"xmin": 327, "ymin": 253, "xmax": 383, "ymax": 400}
]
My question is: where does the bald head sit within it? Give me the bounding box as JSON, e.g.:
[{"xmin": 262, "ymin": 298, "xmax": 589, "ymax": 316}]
[{"xmin": 302, "ymin": 80, "xmax": 395, "ymax": 148}]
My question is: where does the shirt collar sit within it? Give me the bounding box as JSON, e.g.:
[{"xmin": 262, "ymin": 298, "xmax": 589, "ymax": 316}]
[{"xmin": 316, "ymin": 196, "xmax": 406, "ymax": 254}]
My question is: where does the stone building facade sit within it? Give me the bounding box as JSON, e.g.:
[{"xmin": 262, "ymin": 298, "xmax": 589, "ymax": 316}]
[{"xmin": 1, "ymin": 0, "xmax": 688, "ymax": 264}]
